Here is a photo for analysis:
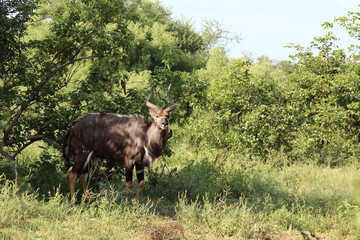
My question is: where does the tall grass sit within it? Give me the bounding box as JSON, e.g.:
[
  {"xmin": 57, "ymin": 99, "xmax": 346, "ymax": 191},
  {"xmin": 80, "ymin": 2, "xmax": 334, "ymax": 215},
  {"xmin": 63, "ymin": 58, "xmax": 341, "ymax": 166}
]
[
  {"xmin": 1, "ymin": 150, "xmax": 359, "ymax": 239},
  {"xmin": 0, "ymin": 131, "xmax": 360, "ymax": 239},
  {"xmin": 0, "ymin": 175, "xmax": 161, "ymax": 239}
]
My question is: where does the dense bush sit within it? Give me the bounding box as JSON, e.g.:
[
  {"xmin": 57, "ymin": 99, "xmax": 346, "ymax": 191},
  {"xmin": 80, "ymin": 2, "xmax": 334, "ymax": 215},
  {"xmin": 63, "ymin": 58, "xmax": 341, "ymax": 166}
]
[{"xmin": 185, "ymin": 31, "xmax": 360, "ymax": 165}]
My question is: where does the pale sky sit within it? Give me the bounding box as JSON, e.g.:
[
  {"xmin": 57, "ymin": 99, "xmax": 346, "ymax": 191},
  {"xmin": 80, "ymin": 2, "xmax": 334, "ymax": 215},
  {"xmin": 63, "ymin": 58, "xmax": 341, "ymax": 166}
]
[{"xmin": 160, "ymin": 0, "xmax": 360, "ymax": 60}]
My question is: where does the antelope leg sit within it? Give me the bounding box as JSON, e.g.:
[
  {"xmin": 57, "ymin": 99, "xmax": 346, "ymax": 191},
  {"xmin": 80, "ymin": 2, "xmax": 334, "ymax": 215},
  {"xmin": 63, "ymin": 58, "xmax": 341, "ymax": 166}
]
[
  {"xmin": 69, "ymin": 170, "xmax": 77, "ymax": 199},
  {"xmin": 125, "ymin": 166, "xmax": 134, "ymax": 200},
  {"xmin": 136, "ymin": 167, "xmax": 145, "ymax": 200}
]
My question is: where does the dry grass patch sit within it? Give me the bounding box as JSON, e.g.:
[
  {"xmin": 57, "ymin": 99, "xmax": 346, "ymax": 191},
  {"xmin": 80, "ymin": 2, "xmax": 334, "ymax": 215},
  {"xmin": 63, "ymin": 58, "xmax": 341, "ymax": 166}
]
[{"xmin": 134, "ymin": 217, "xmax": 184, "ymax": 240}]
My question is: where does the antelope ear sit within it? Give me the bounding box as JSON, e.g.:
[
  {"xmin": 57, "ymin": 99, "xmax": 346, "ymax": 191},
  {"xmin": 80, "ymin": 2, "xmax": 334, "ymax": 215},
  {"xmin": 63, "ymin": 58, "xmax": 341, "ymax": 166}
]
[{"xmin": 167, "ymin": 110, "xmax": 173, "ymax": 116}]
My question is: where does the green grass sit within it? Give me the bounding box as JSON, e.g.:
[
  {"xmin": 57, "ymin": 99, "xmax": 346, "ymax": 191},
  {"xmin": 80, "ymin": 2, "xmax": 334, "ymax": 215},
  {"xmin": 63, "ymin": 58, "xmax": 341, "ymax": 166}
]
[{"xmin": 1, "ymin": 142, "xmax": 360, "ymax": 239}]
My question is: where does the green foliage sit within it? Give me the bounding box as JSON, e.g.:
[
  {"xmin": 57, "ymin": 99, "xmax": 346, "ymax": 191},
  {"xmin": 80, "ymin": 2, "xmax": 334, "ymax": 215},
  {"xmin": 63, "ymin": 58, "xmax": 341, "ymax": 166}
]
[
  {"xmin": 0, "ymin": 0, "xmax": 36, "ymax": 78},
  {"xmin": 2, "ymin": 1, "xmax": 360, "ymax": 238},
  {"xmin": 1, "ymin": 0, "xmax": 137, "ymax": 170},
  {"xmin": 283, "ymin": 31, "xmax": 360, "ymax": 163},
  {"xmin": 187, "ymin": 28, "xmax": 360, "ymax": 164},
  {"xmin": 124, "ymin": 0, "xmax": 207, "ymax": 73}
]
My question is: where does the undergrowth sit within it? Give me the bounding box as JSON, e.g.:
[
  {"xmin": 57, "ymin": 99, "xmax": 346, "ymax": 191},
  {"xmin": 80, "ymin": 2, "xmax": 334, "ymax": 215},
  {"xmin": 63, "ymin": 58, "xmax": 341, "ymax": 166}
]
[{"xmin": 1, "ymin": 147, "xmax": 360, "ymax": 239}]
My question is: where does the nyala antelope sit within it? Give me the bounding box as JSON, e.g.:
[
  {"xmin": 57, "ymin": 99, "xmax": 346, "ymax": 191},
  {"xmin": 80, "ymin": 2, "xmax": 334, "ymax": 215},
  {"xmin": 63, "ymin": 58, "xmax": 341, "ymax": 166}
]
[{"xmin": 63, "ymin": 85, "xmax": 176, "ymax": 200}]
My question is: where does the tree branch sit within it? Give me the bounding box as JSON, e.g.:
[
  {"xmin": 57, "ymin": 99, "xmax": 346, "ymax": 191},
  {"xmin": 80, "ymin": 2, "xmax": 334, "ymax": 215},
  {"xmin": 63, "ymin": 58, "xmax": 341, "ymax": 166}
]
[
  {"xmin": 5, "ymin": 133, "xmax": 62, "ymax": 149},
  {"xmin": 12, "ymin": 140, "xmax": 35, "ymax": 159},
  {"xmin": 3, "ymin": 55, "xmax": 96, "ymax": 145},
  {"xmin": 0, "ymin": 147, "xmax": 14, "ymax": 161}
]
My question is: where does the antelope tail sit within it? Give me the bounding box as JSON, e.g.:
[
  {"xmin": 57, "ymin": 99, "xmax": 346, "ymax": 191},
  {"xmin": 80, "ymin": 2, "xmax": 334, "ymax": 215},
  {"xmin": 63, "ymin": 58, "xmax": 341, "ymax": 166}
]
[{"xmin": 62, "ymin": 131, "xmax": 72, "ymax": 172}]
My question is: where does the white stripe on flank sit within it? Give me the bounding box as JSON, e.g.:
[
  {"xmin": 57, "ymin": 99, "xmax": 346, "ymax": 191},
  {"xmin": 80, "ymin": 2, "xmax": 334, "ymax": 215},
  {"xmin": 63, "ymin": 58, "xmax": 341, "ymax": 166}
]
[
  {"xmin": 83, "ymin": 151, "xmax": 94, "ymax": 170},
  {"xmin": 144, "ymin": 147, "xmax": 152, "ymax": 168}
]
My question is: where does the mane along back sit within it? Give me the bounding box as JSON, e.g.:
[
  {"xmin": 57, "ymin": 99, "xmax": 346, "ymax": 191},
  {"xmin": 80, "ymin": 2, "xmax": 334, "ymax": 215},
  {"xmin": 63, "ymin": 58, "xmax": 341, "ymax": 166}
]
[{"xmin": 71, "ymin": 113, "xmax": 149, "ymax": 127}]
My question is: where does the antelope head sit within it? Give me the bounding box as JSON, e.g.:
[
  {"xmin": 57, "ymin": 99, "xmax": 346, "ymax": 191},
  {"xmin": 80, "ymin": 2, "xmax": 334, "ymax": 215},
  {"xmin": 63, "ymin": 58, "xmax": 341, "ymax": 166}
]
[{"xmin": 145, "ymin": 85, "xmax": 176, "ymax": 130}]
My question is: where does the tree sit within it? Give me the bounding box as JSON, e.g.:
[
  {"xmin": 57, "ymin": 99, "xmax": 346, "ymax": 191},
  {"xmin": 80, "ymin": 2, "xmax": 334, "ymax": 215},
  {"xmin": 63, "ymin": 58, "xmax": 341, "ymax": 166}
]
[
  {"xmin": 201, "ymin": 18, "xmax": 241, "ymax": 52},
  {"xmin": 0, "ymin": 0, "xmax": 135, "ymax": 183},
  {"xmin": 1, "ymin": 0, "xmax": 37, "ymax": 183}
]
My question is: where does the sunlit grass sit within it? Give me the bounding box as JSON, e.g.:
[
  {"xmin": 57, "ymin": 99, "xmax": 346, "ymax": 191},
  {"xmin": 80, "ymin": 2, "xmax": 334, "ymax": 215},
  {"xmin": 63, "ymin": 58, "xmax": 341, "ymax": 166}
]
[
  {"xmin": 1, "ymin": 150, "xmax": 359, "ymax": 239},
  {"xmin": 1, "ymin": 130, "xmax": 359, "ymax": 239}
]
